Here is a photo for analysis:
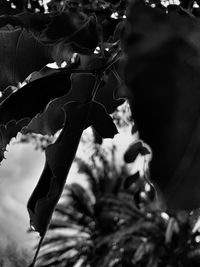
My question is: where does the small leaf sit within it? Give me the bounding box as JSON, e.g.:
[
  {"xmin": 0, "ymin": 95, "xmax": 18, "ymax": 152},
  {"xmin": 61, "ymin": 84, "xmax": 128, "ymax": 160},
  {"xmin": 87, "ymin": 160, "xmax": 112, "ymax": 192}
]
[
  {"xmin": 124, "ymin": 140, "xmax": 143, "ymax": 163},
  {"xmin": 123, "ymin": 172, "xmax": 140, "ymax": 189},
  {"xmin": 140, "ymin": 146, "xmax": 151, "ymax": 156},
  {"xmin": 131, "ymin": 123, "xmax": 138, "ymax": 134}
]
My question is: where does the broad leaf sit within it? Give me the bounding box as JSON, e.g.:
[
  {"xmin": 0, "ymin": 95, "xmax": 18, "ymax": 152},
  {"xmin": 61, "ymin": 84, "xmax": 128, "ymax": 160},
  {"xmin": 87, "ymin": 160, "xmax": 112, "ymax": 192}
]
[
  {"xmin": 0, "ymin": 72, "xmax": 72, "ymax": 124},
  {"xmin": 23, "ymin": 54, "xmax": 121, "ymax": 137},
  {"xmin": 27, "ymin": 102, "xmax": 91, "ymax": 235},
  {"xmin": 0, "ymin": 11, "xmax": 99, "ymax": 54},
  {"xmin": 27, "ymin": 101, "xmax": 117, "ymax": 235},
  {"xmin": 88, "ymin": 101, "xmax": 118, "ymax": 138},
  {"xmin": 23, "ymin": 72, "xmax": 95, "ymax": 136},
  {"xmin": 0, "ymin": 71, "xmax": 72, "ymax": 161},
  {"xmin": 95, "ymin": 71, "xmax": 124, "ymax": 114},
  {"xmin": 125, "ymin": 1, "xmax": 200, "ymax": 209},
  {"xmin": 0, "ymin": 27, "xmax": 51, "ymax": 91}
]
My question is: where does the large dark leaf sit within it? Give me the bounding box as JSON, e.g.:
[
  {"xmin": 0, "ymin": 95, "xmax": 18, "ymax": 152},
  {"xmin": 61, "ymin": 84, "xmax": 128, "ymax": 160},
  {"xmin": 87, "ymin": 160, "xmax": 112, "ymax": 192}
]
[
  {"xmin": 0, "ymin": 72, "xmax": 72, "ymax": 124},
  {"xmin": 23, "ymin": 54, "xmax": 121, "ymax": 136},
  {"xmin": 95, "ymin": 70, "xmax": 124, "ymax": 114},
  {"xmin": 27, "ymin": 100, "xmax": 117, "ymax": 235},
  {"xmin": 21, "ymin": 54, "xmax": 99, "ymax": 136},
  {"xmin": 22, "ymin": 72, "xmax": 96, "ymax": 135},
  {"xmin": 27, "ymin": 102, "xmax": 90, "ymax": 235},
  {"xmin": 0, "ymin": 11, "xmax": 99, "ymax": 54},
  {"xmin": 0, "ymin": 27, "xmax": 51, "ymax": 92},
  {"xmin": 124, "ymin": 1, "xmax": 200, "ymax": 210},
  {"xmin": 0, "ymin": 71, "xmax": 72, "ymax": 161}
]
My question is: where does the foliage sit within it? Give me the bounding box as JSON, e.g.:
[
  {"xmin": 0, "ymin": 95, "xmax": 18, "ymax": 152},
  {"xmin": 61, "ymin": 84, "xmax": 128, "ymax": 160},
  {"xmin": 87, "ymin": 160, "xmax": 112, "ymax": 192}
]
[
  {"xmin": 1, "ymin": 0, "xmax": 200, "ymax": 265},
  {"xmin": 124, "ymin": 0, "xmax": 200, "ymax": 210},
  {"xmin": 35, "ymin": 143, "xmax": 200, "ymax": 267},
  {"xmin": 0, "ymin": 0, "xmax": 124, "ymax": 244}
]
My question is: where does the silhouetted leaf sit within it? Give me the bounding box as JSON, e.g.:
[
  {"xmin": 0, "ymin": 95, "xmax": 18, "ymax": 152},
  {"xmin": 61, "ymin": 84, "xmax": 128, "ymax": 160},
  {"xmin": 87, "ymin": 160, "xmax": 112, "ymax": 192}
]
[
  {"xmin": 23, "ymin": 73, "xmax": 95, "ymax": 136},
  {"xmin": 0, "ymin": 27, "xmax": 51, "ymax": 91},
  {"xmin": 22, "ymin": 54, "xmax": 104, "ymax": 136},
  {"xmin": 95, "ymin": 71, "xmax": 124, "ymax": 114},
  {"xmin": 89, "ymin": 101, "xmax": 118, "ymax": 138},
  {"xmin": 123, "ymin": 172, "xmax": 140, "ymax": 189},
  {"xmin": 124, "ymin": 140, "xmax": 145, "ymax": 163},
  {"xmin": 125, "ymin": 0, "xmax": 200, "ymax": 209},
  {"xmin": 131, "ymin": 123, "xmax": 138, "ymax": 134},
  {"xmin": 0, "ymin": 72, "xmax": 72, "ymax": 125},
  {"xmin": 27, "ymin": 100, "xmax": 117, "ymax": 235},
  {"xmin": 0, "ymin": 11, "xmax": 99, "ymax": 54},
  {"xmin": 140, "ymin": 146, "xmax": 150, "ymax": 156},
  {"xmin": 27, "ymin": 102, "xmax": 93, "ymax": 235},
  {"xmin": 23, "ymin": 54, "xmax": 120, "ymax": 137},
  {"xmin": 0, "ymin": 71, "xmax": 72, "ymax": 162}
]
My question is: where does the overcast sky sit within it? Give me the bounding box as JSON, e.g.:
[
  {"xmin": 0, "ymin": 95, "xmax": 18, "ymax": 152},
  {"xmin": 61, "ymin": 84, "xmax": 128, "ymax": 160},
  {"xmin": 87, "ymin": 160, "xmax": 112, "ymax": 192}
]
[{"xmin": 0, "ymin": 141, "xmax": 45, "ymax": 250}]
